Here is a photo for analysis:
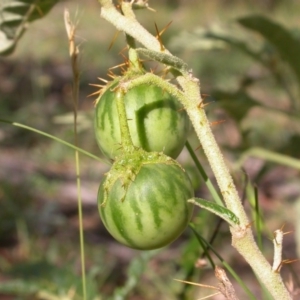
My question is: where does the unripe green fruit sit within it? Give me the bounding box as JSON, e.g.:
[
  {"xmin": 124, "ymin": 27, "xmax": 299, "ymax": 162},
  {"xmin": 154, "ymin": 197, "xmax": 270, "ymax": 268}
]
[
  {"xmin": 98, "ymin": 150, "xmax": 194, "ymax": 250},
  {"xmin": 94, "ymin": 80, "xmax": 190, "ymax": 160}
]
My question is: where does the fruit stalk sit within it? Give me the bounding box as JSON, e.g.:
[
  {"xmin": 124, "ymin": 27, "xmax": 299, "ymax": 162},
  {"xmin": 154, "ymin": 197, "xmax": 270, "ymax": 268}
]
[{"xmin": 115, "ymin": 89, "xmax": 135, "ymax": 152}]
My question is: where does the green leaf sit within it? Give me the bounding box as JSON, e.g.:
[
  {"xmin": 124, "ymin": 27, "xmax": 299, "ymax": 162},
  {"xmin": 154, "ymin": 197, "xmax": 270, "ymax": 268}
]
[
  {"xmin": 188, "ymin": 198, "xmax": 240, "ymax": 226},
  {"xmin": 0, "ymin": 0, "xmax": 59, "ymax": 55},
  {"xmin": 238, "ymin": 15, "xmax": 300, "ymax": 89},
  {"xmin": 205, "ymin": 31, "xmax": 265, "ymax": 64}
]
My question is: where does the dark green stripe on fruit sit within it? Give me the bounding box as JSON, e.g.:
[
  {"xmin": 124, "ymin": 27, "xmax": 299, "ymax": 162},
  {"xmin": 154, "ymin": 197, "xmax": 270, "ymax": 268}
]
[
  {"xmin": 96, "ymin": 81, "xmax": 119, "ymax": 138},
  {"xmin": 135, "ymin": 98, "xmax": 181, "ymax": 151},
  {"xmin": 129, "ymin": 188, "xmax": 143, "ymax": 232},
  {"xmin": 99, "ymin": 179, "xmax": 138, "ymax": 247}
]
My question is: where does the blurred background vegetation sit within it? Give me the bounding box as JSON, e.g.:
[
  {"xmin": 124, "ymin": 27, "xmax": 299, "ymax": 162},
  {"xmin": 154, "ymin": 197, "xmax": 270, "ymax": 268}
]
[{"xmin": 0, "ymin": 0, "xmax": 300, "ymax": 299}]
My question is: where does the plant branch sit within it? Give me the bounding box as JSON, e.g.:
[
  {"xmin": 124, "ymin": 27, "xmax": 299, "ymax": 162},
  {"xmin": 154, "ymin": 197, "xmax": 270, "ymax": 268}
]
[
  {"xmin": 215, "ymin": 266, "xmax": 239, "ymax": 300},
  {"xmin": 100, "ymin": 0, "xmax": 161, "ymax": 52},
  {"xmin": 97, "ymin": 1, "xmax": 292, "ymax": 299},
  {"xmin": 273, "ymin": 229, "xmax": 284, "ymax": 272}
]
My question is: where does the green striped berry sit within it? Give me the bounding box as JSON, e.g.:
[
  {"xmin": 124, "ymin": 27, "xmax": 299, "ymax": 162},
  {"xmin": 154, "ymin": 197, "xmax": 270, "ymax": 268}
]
[
  {"xmin": 94, "ymin": 79, "xmax": 190, "ymax": 160},
  {"xmin": 98, "ymin": 150, "xmax": 194, "ymax": 250}
]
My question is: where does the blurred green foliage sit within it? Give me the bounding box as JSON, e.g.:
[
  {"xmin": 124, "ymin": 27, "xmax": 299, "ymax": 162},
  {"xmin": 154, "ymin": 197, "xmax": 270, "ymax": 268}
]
[
  {"xmin": 0, "ymin": 0, "xmax": 300, "ymax": 299},
  {"xmin": 0, "ymin": 0, "xmax": 59, "ymax": 55}
]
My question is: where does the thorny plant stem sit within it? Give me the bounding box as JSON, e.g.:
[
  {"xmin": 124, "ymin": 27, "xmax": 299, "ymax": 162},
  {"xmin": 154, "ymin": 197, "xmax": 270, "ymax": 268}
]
[{"xmin": 98, "ymin": 1, "xmax": 292, "ymax": 299}]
